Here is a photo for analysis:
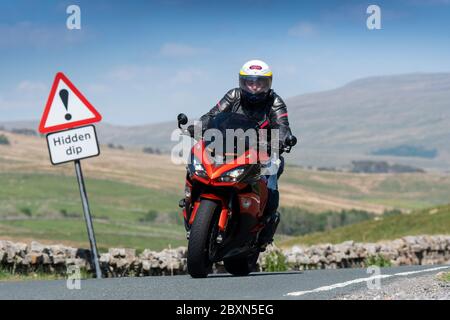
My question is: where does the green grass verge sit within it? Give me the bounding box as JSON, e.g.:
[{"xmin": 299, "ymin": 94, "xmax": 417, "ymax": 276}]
[
  {"xmin": 0, "ymin": 269, "xmax": 62, "ymax": 282},
  {"xmin": 0, "ymin": 266, "xmax": 92, "ymax": 282},
  {"xmin": 438, "ymin": 272, "xmax": 450, "ymax": 283}
]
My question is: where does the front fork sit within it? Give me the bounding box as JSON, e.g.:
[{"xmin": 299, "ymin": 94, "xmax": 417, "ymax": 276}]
[{"xmin": 181, "ymin": 184, "xmax": 232, "ymax": 243}]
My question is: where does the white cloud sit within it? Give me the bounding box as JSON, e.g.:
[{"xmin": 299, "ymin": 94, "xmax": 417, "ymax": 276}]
[
  {"xmin": 107, "ymin": 65, "xmax": 142, "ymax": 82},
  {"xmin": 89, "ymin": 64, "xmax": 215, "ymax": 124},
  {"xmin": 17, "ymin": 80, "xmax": 47, "ymax": 93},
  {"xmin": 0, "ymin": 22, "xmax": 89, "ymax": 48},
  {"xmin": 86, "ymin": 83, "xmax": 111, "ymax": 95},
  {"xmin": 410, "ymin": 0, "xmax": 450, "ymax": 4},
  {"xmin": 288, "ymin": 22, "xmax": 318, "ymax": 38},
  {"xmin": 105, "ymin": 64, "xmax": 209, "ymax": 89},
  {"xmin": 160, "ymin": 42, "xmax": 208, "ymax": 57},
  {"xmin": 0, "ymin": 80, "xmax": 49, "ymax": 119},
  {"xmin": 274, "ymin": 63, "xmax": 299, "ymax": 76},
  {"xmin": 0, "ymin": 22, "xmax": 47, "ymax": 47},
  {"xmin": 171, "ymin": 68, "xmax": 208, "ymax": 85}
]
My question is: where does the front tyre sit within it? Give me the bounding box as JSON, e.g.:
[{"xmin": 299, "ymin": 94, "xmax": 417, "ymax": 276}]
[{"xmin": 187, "ymin": 199, "xmax": 219, "ymax": 278}]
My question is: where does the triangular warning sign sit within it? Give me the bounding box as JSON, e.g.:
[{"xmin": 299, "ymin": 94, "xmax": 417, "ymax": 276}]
[{"xmin": 39, "ymin": 72, "xmax": 102, "ymax": 134}]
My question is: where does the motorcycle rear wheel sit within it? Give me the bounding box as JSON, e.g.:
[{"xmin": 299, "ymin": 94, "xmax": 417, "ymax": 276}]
[{"xmin": 187, "ymin": 199, "xmax": 219, "ymax": 278}]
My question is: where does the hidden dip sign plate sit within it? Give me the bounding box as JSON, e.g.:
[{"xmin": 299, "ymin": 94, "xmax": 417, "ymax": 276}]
[{"xmin": 46, "ymin": 125, "xmax": 100, "ymax": 165}]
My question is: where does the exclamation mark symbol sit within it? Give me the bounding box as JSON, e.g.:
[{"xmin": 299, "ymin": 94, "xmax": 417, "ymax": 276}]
[{"xmin": 59, "ymin": 89, "xmax": 72, "ymax": 121}]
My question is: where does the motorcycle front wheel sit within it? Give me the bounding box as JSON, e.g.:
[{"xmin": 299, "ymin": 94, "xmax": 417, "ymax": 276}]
[{"xmin": 187, "ymin": 199, "xmax": 220, "ymax": 278}]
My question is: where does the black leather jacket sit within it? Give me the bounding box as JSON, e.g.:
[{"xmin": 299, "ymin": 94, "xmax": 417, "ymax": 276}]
[{"xmin": 198, "ymin": 88, "xmax": 292, "ymax": 143}]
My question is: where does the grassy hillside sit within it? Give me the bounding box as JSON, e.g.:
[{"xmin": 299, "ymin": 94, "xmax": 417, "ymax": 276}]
[
  {"xmin": 279, "ymin": 204, "xmax": 450, "ymax": 248},
  {"xmin": 0, "ymin": 172, "xmax": 185, "ymax": 251},
  {"xmin": 282, "ymin": 166, "xmax": 450, "ymax": 211},
  {"xmin": 0, "ymin": 172, "xmax": 179, "ymax": 221},
  {"xmin": 1, "ymin": 131, "xmax": 450, "ymax": 250}
]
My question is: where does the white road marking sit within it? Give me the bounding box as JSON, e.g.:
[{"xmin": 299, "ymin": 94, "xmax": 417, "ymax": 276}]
[{"xmin": 285, "ymin": 266, "xmax": 450, "ymax": 297}]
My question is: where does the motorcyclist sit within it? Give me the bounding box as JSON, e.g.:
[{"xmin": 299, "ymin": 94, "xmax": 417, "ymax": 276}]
[{"xmin": 188, "ymin": 59, "xmax": 294, "ymax": 245}]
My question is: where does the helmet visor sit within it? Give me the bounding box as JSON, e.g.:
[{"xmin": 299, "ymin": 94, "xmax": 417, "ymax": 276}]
[{"xmin": 239, "ymin": 76, "xmax": 272, "ymax": 95}]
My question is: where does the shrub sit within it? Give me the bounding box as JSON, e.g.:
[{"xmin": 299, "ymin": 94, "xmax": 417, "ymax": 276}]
[
  {"xmin": 11, "ymin": 128, "xmax": 37, "ymax": 136},
  {"xmin": 0, "ymin": 134, "xmax": 10, "ymax": 145},
  {"xmin": 107, "ymin": 143, "xmax": 124, "ymax": 150},
  {"xmin": 263, "ymin": 251, "xmax": 288, "ymax": 272},
  {"xmin": 143, "ymin": 147, "xmax": 161, "ymax": 154},
  {"xmin": 139, "ymin": 210, "xmax": 159, "ymax": 223},
  {"xmin": 383, "ymin": 209, "xmax": 403, "ymax": 217},
  {"xmin": 20, "ymin": 207, "xmax": 32, "ymax": 217},
  {"xmin": 59, "ymin": 209, "xmax": 79, "ymax": 218},
  {"xmin": 364, "ymin": 254, "xmax": 392, "ymax": 267}
]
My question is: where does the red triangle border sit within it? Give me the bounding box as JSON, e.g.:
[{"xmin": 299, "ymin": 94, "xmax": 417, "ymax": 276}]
[{"xmin": 38, "ymin": 72, "xmax": 102, "ymax": 134}]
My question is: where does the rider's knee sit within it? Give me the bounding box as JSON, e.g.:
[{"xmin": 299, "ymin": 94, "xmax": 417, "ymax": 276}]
[{"xmin": 266, "ymin": 189, "xmax": 279, "ymax": 214}]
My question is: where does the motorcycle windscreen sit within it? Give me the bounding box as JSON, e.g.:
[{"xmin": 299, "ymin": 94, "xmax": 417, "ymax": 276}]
[{"xmin": 204, "ymin": 113, "xmax": 260, "ymax": 164}]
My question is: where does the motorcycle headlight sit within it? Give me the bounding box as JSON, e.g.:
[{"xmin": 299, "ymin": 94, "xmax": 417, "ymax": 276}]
[
  {"xmin": 188, "ymin": 155, "xmax": 208, "ymax": 178},
  {"xmin": 217, "ymin": 167, "xmax": 246, "ymax": 182}
]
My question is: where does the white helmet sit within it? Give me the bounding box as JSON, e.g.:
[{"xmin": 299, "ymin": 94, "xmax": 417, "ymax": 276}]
[{"xmin": 239, "ymin": 60, "xmax": 272, "ymax": 103}]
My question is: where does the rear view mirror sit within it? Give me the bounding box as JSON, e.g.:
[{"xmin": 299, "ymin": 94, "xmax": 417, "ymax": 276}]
[{"xmin": 177, "ymin": 113, "xmax": 188, "ymax": 128}]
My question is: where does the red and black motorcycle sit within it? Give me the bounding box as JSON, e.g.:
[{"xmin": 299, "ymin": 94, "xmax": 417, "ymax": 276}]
[{"xmin": 177, "ymin": 112, "xmax": 296, "ymax": 278}]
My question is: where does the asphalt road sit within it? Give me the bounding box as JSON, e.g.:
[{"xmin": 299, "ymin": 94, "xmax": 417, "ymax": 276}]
[{"xmin": 1, "ymin": 265, "xmax": 449, "ymax": 300}]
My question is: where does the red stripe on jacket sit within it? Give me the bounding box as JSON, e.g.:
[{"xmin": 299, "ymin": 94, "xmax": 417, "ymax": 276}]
[{"xmin": 260, "ymin": 120, "xmax": 269, "ymax": 129}]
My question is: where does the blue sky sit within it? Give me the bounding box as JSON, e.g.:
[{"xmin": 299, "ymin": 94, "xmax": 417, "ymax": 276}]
[{"xmin": 1, "ymin": 0, "xmax": 450, "ymax": 125}]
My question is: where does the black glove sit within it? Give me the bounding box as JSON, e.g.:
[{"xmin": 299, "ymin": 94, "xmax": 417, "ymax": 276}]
[
  {"xmin": 187, "ymin": 125, "xmax": 195, "ymax": 137},
  {"xmin": 278, "ymin": 140, "xmax": 286, "ymax": 155}
]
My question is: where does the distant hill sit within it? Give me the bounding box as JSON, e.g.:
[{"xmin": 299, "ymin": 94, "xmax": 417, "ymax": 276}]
[
  {"xmin": 0, "ymin": 120, "xmax": 174, "ymax": 150},
  {"xmin": 286, "ymin": 73, "xmax": 450, "ymax": 171},
  {"xmin": 3, "ymin": 72, "xmax": 450, "ymax": 170}
]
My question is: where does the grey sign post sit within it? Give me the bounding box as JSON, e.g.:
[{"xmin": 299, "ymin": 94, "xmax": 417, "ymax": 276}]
[{"xmin": 74, "ymin": 159, "xmax": 102, "ymax": 278}]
